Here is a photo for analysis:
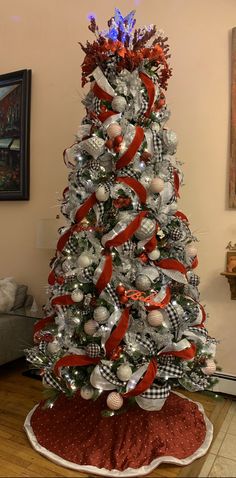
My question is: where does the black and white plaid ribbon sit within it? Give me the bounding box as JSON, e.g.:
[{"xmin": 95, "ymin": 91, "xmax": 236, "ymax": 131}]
[
  {"xmin": 43, "ymin": 370, "xmax": 65, "ymax": 392},
  {"xmin": 141, "ymin": 382, "xmax": 171, "ymax": 399},
  {"xmin": 121, "ymin": 166, "xmax": 140, "ymax": 180},
  {"xmin": 136, "ymin": 333, "xmax": 156, "ymax": 355},
  {"xmin": 122, "ymin": 240, "xmax": 136, "ymax": 256},
  {"xmin": 38, "ymin": 341, "xmax": 48, "ymax": 355},
  {"xmin": 81, "ymin": 266, "xmax": 94, "ymax": 281},
  {"xmin": 158, "ymin": 361, "xmax": 183, "ymax": 379},
  {"xmin": 139, "ymin": 97, "xmax": 149, "ymax": 117},
  {"xmin": 93, "ymin": 96, "xmax": 102, "ymax": 114},
  {"xmin": 104, "ymin": 283, "xmax": 120, "ymax": 308},
  {"xmin": 188, "ymin": 326, "xmax": 208, "ymax": 339},
  {"xmin": 152, "ymin": 130, "xmax": 163, "ymax": 161},
  {"xmin": 100, "ymin": 364, "xmax": 123, "ymax": 387},
  {"xmin": 95, "ymin": 202, "xmax": 105, "ymax": 224},
  {"xmin": 165, "ymin": 304, "xmax": 181, "ymax": 338},
  {"xmin": 67, "ymin": 236, "xmax": 78, "ymax": 254}
]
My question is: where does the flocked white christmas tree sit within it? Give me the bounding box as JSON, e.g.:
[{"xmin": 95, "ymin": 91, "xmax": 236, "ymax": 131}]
[{"xmin": 26, "ymin": 9, "xmax": 217, "ymax": 415}]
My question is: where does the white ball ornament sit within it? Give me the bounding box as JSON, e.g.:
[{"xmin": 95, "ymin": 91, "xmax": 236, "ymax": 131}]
[
  {"xmin": 84, "ymin": 320, "xmax": 98, "ymax": 336},
  {"xmin": 106, "ymin": 392, "xmax": 124, "ymax": 410},
  {"xmin": 80, "ymin": 385, "xmax": 94, "ymax": 400},
  {"xmin": 135, "ymin": 274, "xmax": 152, "ymax": 291},
  {"xmin": 116, "ymin": 364, "xmax": 132, "ymax": 382},
  {"xmin": 95, "ymin": 185, "xmax": 110, "ymax": 202},
  {"xmin": 148, "ymin": 248, "xmax": 161, "ymax": 260},
  {"xmin": 185, "ymin": 244, "xmax": 198, "ymax": 258},
  {"xmin": 47, "ymin": 340, "xmax": 61, "ymax": 354},
  {"xmin": 93, "ymin": 306, "xmax": 110, "ymax": 324},
  {"xmin": 147, "ymin": 310, "xmax": 164, "ymax": 327},
  {"xmin": 150, "ymin": 177, "xmax": 165, "ymax": 193},
  {"xmin": 202, "ymin": 359, "xmax": 216, "ymax": 376},
  {"xmin": 107, "ymin": 122, "xmax": 122, "ymax": 139},
  {"xmin": 71, "ymin": 289, "xmax": 84, "ymax": 303},
  {"xmin": 111, "ymin": 96, "xmax": 127, "ymax": 113},
  {"xmin": 77, "ymin": 252, "xmax": 92, "ymax": 268},
  {"xmin": 134, "ymin": 218, "xmax": 156, "ymax": 240}
]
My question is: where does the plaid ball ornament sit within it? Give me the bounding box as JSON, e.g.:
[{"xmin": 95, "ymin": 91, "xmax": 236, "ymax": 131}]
[
  {"xmin": 86, "ymin": 343, "xmax": 101, "ymax": 358},
  {"xmin": 169, "ymin": 227, "xmax": 183, "ymax": 241},
  {"xmin": 187, "ymin": 272, "xmax": 200, "ymax": 287}
]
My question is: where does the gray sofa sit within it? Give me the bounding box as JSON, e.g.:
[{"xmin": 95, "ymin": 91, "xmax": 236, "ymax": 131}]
[{"xmin": 0, "ymin": 294, "xmax": 37, "ymax": 366}]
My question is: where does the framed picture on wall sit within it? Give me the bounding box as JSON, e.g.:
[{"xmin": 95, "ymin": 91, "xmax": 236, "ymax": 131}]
[{"xmin": 0, "ymin": 69, "xmax": 31, "ymax": 200}]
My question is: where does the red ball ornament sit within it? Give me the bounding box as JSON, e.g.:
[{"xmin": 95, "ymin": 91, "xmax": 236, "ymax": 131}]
[
  {"xmin": 100, "ymin": 104, "xmax": 107, "ymax": 112},
  {"xmin": 105, "ymin": 139, "xmax": 114, "ymax": 150},
  {"xmin": 113, "ymin": 135, "xmax": 123, "ymax": 146},
  {"xmin": 90, "ymin": 297, "xmax": 97, "ymax": 307},
  {"xmin": 116, "ymin": 285, "xmax": 125, "ymax": 295},
  {"xmin": 119, "ymin": 294, "xmax": 128, "ymax": 304},
  {"xmin": 110, "ymin": 345, "xmax": 123, "ymax": 361},
  {"xmin": 139, "ymin": 252, "xmax": 149, "ymax": 263},
  {"xmin": 113, "ymin": 145, "xmax": 121, "ymax": 154}
]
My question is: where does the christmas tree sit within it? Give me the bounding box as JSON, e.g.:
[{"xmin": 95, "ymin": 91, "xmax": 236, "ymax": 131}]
[{"xmin": 26, "ymin": 9, "xmax": 217, "ymax": 415}]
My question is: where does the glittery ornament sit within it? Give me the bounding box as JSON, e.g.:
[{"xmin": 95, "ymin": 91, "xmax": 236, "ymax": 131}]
[
  {"xmin": 134, "ymin": 218, "xmax": 156, "ymax": 240},
  {"xmin": 185, "ymin": 244, "xmax": 197, "ymax": 258},
  {"xmin": 147, "ymin": 310, "xmax": 164, "ymax": 326},
  {"xmin": 119, "ymin": 294, "xmax": 129, "ymax": 304},
  {"xmin": 106, "ymin": 392, "xmax": 124, "ymax": 410},
  {"xmin": 80, "ymin": 385, "xmax": 94, "ymax": 400},
  {"xmin": 95, "ymin": 185, "xmax": 110, "ymax": 202},
  {"xmin": 116, "ymin": 364, "xmax": 132, "ymax": 381},
  {"xmin": 84, "ymin": 320, "xmax": 98, "ymax": 336},
  {"xmin": 112, "ymin": 95, "xmax": 127, "ymax": 112},
  {"xmin": 47, "ymin": 340, "xmax": 61, "ymax": 354},
  {"xmin": 71, "ymin": 289, "xmax": 84, "ymax": 303},
  {"xmin": 201, "ymin": 359, "xmax": 216, "ymax": 375},
  {"xmin": 62, "ymin": 258, "xmax": 74, "ymax": 272},
  {"xmin": 85, "ymin": 343, "xmax": 101, "ymax": 358},
  {"xmin": 93, "ymin": 306, "xmax": 110, "ymax": 323},
  {"xmin": 135, "ymin": 274, "xmax": 152, "ymax": 291},
  {"xmin": 77, "ymin": 252, "xmax": 92, "ymax": 268},
  {"xmin": 107, "ymin": 123, "xmax": 122, "ymax": 139},
  {"xmin": 169, "ymin": 227, "xmax": 183, "ymax": 241},
  {"xmin": 150, "ymin": 177, "xmax": 164, "ymax": 193},
  {"xmin": 187, "ymin": 272, "xmax": 200, "ymax": 287},
  {"xmin": 148, "ymin": 248, "xmax": 160, "ymax": 260},
  {"xmin": 80, "ymin": 136, "xmax": 105, "ymax": 159},
  {"xmin": 163, "ymin": 129, "xmax": 178, "ymax": 154}
]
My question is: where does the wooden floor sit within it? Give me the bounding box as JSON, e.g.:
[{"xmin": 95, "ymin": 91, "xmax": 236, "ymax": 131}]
[{"xmin": 0, "ymin": 359, "xmax": 231, "ymax": 478}]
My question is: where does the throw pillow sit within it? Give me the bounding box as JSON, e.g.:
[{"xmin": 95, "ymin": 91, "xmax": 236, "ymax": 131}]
[
  {"xmin": 11, "ymin": 284, "xmax": 28, "ymax": 310},
  {"xmin": 0, "ymin": 277, "xmax": 17, "ymax": 313}
]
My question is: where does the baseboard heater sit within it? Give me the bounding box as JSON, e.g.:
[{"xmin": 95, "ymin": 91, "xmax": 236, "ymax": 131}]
[{"xmin": 212, "ymin": 372, "xmax": 236, "ymax": 396}]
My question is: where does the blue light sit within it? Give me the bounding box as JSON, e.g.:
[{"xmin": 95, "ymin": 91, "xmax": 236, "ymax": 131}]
[
  {"xmin": 87, "ymin": 12, "xmax": 96, "ymax": 21},
  {"xmin": 106, "ymin": 8, "xmax": 136, "ymax": 42}
]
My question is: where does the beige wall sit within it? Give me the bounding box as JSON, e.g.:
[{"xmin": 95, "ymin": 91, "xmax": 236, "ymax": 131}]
[{"xmin": 0, "ymin": 0, "xmax": 235, "ymax": 374}]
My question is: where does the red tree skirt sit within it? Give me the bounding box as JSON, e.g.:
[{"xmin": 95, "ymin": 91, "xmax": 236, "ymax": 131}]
[{"xmin": 24, "ymin": 392, "xmax": 213, "ymax": 477}]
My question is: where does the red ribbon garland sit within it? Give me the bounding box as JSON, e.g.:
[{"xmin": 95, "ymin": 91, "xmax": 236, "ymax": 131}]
[
  {"xmin": 155, "ymin": 258, "xmax": 187, "ymax": 276},
  {"xmin": 116, "ymin": 126, "xmax": 144, "ymax": 170},
  {"xmin": 48, "ymin": 270, "xmax": 56, "ymax": 286},
  {"xmin": 144, "ymin": 224, "xmax": 159, "ymax": 253},
  {"xmin": 116, "ymin": 176, "xmax": 147, "ymax": 204},
  {"xmin": 96, "ymin": 253, "xmax": 113, "ymax": 295},
  {"xmin": 93, "ymin": 83, "xmax": 113, "ymax": 102},
  {"xmin": 139, "ymin": 72, "xmax": 155, "ymax": 118},
  {"xmin": 191, "ymin": 256, "xmax": 199, "ymax": 269},
  {"xmin": 54, "ymin": 355, "xmax": 100, "ymax": 377},
  {"xmin": 123, "ymin": 358, "xmax": 158, "ymax": 397},
  {"xmin": 160, "ymin": 342, "xmax": 196, "ymax": 361},
  {"xmin": 98, "ymin": 111, "xmax": 117, "ymax": 123},
  {"xmin": 175, "ymin": 211, "xmax": 189, "ymax": 222},
  {"xmin": 51, "ymin": 295, "xmax": 75, "ymax": 307},
  {"xmin": 105, "ymin": 308, "xmax": 130, "ymax": 358},
  {"xmin": 105, "ymin": 211, "xmax": 147, "ymax": 249},
  {"xmin": 34, "ymin": 315, "xmax": 55, "ymax": 334}
]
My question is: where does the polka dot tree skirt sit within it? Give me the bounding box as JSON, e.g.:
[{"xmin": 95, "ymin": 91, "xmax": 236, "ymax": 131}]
[{"xmin": 24, "ymin": 392, "xmax": 213, "ymax": 477}]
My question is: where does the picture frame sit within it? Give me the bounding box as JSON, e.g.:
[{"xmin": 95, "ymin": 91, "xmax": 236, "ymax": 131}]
[
  {"xmin": 226, "ymin": 250, "xmax": 236, "ymax": 273},
  {"xmin": 0, "ymin": 69, "xmax": 31, "ymax": 200}
]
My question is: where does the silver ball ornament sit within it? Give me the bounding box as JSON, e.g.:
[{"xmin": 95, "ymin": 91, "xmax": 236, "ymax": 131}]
[
  {"xmin": 107, "ymin": 123, "xmax": 122, "ymax": 139},
  {"xmin": 77, "ymin": 253, "xmax": 92, "ymax": 268},
  {"xmin": 185, "ymin": 244, "xmax": 197, "ymax": 257},
  {"xmin": 202, "ymin": 359, "xmax": 216, "ymax": 376},
  {"xmin": 135, "ymin": 274, "xmax": 152, "ymax": 291},
  {"xmin": 116, "ymin": 364, "xmax": 132, "ymax": 382},
  {"xmin": 71, "ymin": 289, "xmax": 84, "ymax": 303},
  {"xmin": 111, "ymin": 95, "xmax": 127, "ymax": 112},
  {"xmin": 134, "ymin": 218, "xmax": 156, "ymax": 240},
  {"xmin": 150, "ymin": 177, "xmax": 164, "ymax": 193},
  {"xmin": 47, "ymin": 340, "xmax": 61, "ymax": 354},
  {"xmin": 148, "ymin": 248, "xmax": 160, "ymax": 260},
  {"xmin": 80, "ymin": 385, "xmax": 94, "ymax": 400},
  {"xmin": 93, "ymin": 306, "xmax": 110, "ymax": 324}
]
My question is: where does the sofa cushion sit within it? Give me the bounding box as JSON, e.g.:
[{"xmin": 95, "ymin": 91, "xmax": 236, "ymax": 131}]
[
  {"xmin": 0, "ymin": 278, "xmax": 17, "ymax": 313},
  {"xmin": 11, "ymin": 284, "xmax": 28, "ymax": 310}
]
